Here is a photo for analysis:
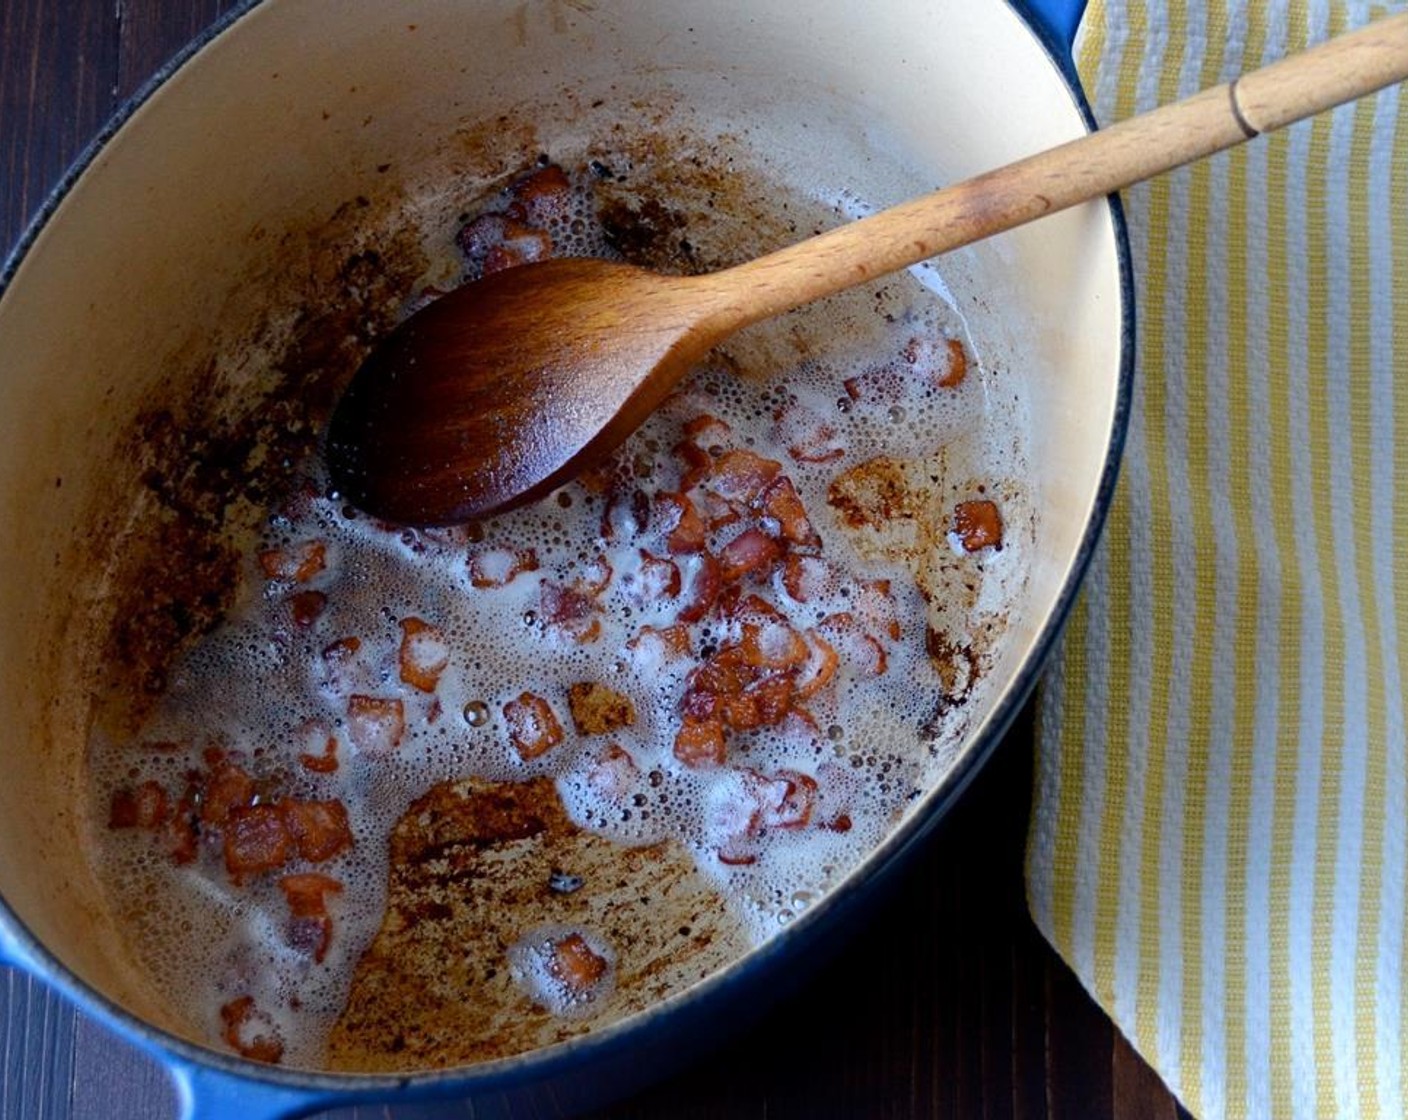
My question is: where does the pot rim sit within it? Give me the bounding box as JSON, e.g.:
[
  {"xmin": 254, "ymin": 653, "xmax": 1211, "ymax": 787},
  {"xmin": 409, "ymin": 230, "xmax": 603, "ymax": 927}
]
[{"xmin": 0, "ymin": 0, "xmax": 1134, "ymax": 1102}]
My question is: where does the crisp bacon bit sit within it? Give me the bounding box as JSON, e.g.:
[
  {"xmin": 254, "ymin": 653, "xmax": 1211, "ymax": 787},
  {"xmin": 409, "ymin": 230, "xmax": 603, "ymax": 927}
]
[
  {"xmin": 740, "ymin": 620, "xmax": 808, "ymax": 670},
  {"xmin": 759, "ymin": 476, "xmax": 821, "ymax": 549},
  {"xmin": 547, "ymin": 932, "xmax": 609, "ymax": 994},
  {"xmin": 655, "ymin": 491, "xmax": 708, "ymax": 554},
  {"xmin": 504, "ymin": 692, "xmax": 565, "ymax": 760},
  {"xmin": 780, "ymin": 554, "xmax": 837, "ymax": 603},
  {"xmin": 504, "ymin": 163, "xmax": 574, "ymax": 225},
  {"xmin": 219, "ymin": 996, "xmax": 284, "ymax": 1064},
  {"xmin": 774, "ymin": 401, "xmax": 844, "ymax": 464},
  {"xmin": 795, "ymin": 631, "xmax": 840, "ymax": 699},
  {"xmin": 761, "ymin": 770, "xmax": 819, "ymax": 830},
  {"xmin": 468, "ymin": 547, "xmax": 538, "ymax": 588},
  {"xmin": 817, "ymin": 613, "xmax": 889, "ymax": 676},
  {"xmin": 223, "ymin": 805, "xmax": 293, "ymax": 881},
  {"xmin": 345, "ymin": 695, "xmax": 406, "ymax": 754},
  {"xmin": 728, "ymin": 672, "xmax": 794, "ymax": 731},
  {"xmin": 725, "ymin": 593, "xmax": 787, "ymax": 627},
  {"xmin": 398, "ymin": 617, "xmax": 450, "ymax": 692},
  {"xmin": 575, "ymin": 554, "xmax": 614, "ymax": 596},
  {"xmin": 936, "ymin": 337, "xmax": 968, "ymax": 388},
  {"xmin": 954, "ymin": 499, "xmax": 1003, "ymax": 552},
  {"xmin": 108, "ymin": 781, "xmax": 168, "ymax": 830},
  {"xmin": 705, "ymin": 449, "xmax": 783, "ymax": 505},
  {"xmin": 855, "ymin": 579, "xmax": 903, "ymax": 641},
  {"xmin": 458, "ymin": 213, "xmax": 552, "ymax": 276},
  {"xmin": 717, "ymin": 528, "xmax": 782, "ymax": 583},
  {"xmin": 628, "ymin": 550, "xmax": 681, "ymax": 604},
  {"xmin": 674, "ymin": 716, "xmax": 726, "ymax": 769},
  {"xmin": 683, "ymin": 642, "xmax": 796, "ymax": 733},
  {"xmin": 288, "ymin": 590, "xmax": 328, "ymax": 628},
  {"xmin": 280, "ymin": 799, "xmax": 353, "ymax": 863},
  {"xmin": 540, "ymin": 581, "xmax": 603, "ymax": 643},
  {"xmin": 258, "ymin": 540, "xmax": 326, "ymax": 583},
  {"xmin": 601, "ymin": 486, "xmax": 650, "ymax": 539},
  {"xmin": 676, "ymin": 553, "xmax": 722, "ymax": 624},
  {"xmin": 587, "ymin": 742, "xmax": 639, "ymax": 796},
  {"xmin": 824, "ymin": 813, "xmax": 854, "ymax": 833},
  {"xmin": 278, "ymin": 873, "xmax": 343, "ymax": 963},
  {"xmin": 627, "ymin": 624, "xmax": 694, "ymax": 662},
  {"xmin": 299, "ymin": 735, "xmax": 339, "ymax": 774},
  {"xmin": 672, "ymin": 439, "xmax": 713, "ymax": 490},
  {"xmin": 842, "ymin": 365, "xmax": 905, "ymax": 404},
  {"xmin": 200, "ymin": 759, "xmax": 256, "ymax": 826}
]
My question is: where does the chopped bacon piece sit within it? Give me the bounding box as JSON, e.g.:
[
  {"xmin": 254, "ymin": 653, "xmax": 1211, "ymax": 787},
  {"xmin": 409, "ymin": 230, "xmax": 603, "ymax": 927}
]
[
  {"xmin": 774, "ymin": 401, "xmax": 844, "ymax": 464},
  {"xmin": 504, "ymin": 163, "xmax": 574, "ymax": 225},
  {"xmin": 676, "ymin": 553, "xmax": 722, "ymax": 624},
  {"xmin": 627, "ymin": 624, "xmax": 693, "ymax": 663},
  {"xmin": 718, "ymin": 528, "xmax": 782, "ymax": 583},
  {"xmin": 672, "ymin": 439, "xmax": 713, "ymax": 491},
  {"xmin": 855, "ymin": 579, "xmax": 903, "ymax": 641},
  {"xmin": 468, "ymin": 547, "xmax": 538, "ymax": 588},
  {"xmin": 223, "ymin": 805, "xmax": 293, "ymax": 881},
  {"xmin": 725, "ymin": 592, "xmax": 788, "ymax": 627},
  {"xmin": 842, "ymin": 365, "xmax": 906, "ymax": 404},
  {"xmin": 727, "ymin": 672, "xmax": 794, "ymax": 731},
  {"xmin": 761, "ymin": 769, "xmax": 819, "ymax": 830},
  {"xmin": 780, "ymin": 554, "xmax": 838, "ymax": 603},
  {"xmin": 628, "ymin": 550, "xmax": 681, "ymax": 604},
  {"xmin": 795, "ymin": 631, "xmax": 840, "ymax": 699},
  {"xmin": 345, "ymin": 695, "xmax": 405, "ymax": 754},
  {"xmin": 258, "ymin": 540, "xmax": 326, "ymax": 583},
  {"xmin": 398, "ymin": 617, "xmax": 450, "ymax": 692},
  {"xmin": 108, "ymin": 781, "xmax": 169, "ymax": 830},
  {"xmin": 655, "ymin": 491, "xmax": 707, "ymax": 554},
  {"xmin": 280, "ymin": 799, "xmax": 353, "ymax": 863},
  {"xmin": 458, "ymin": 213, "xmax": 552, "ymax": 276},
  {"xmin": 705, "ymin": 450, "xmax": 782, "ymax": 505},
  {"xmin": 504, "ymin": 692, "xmax": 565, "ymax": 760},
  {"xmin": 740, "ymin": 620, "xmax": 808, "ymax": 670},
  {"xmin": 547, "ymin": 932, "xmax": 608, "ymax": 994},
  {"xmin": 574, "ymin": 554, "xmax": 614, "ymax": 596},
  {"xmin": 683, "ymin": 413, "xmax": 734, "ymax": 449},
  {"xmin": 288, "ymin": 590, "xmax": 328, "ymax": 628},
  {"xmin": 278, "ymin": 873, "xmax": 343, "ymax": 963},
  {"xmin": 759, "ymin": 476, "xmax": 821, "ymax": 549},
  {"xmin": 220, "ymin": 996, "xmax": 284, "ymax": 1064},
  {"xmin": 817, "ymin": 613, "xmax": 889, "ymax": 676},
  {"xmin": 674, "ymin": 716, "xmax": 726, "ymax": 769},
  {"xmin": 539, "ymin": 581, "xmax": 603, "ymax": 643},
  {"xmin": 200, "ymin": 759, "xmax": 256, "ymax": 826},
  {"xmin": 936, "ymin": 337, "xmax": 968, "ymax": 388},
  {"xmin": 601, "ymin": 486, "xmax": 650, "ymax": 540},
  {"xmin": 587, "ymin": 742, "xmax": 639, "ymax": 796},
  {"xmin": 954, "ymin": 499, "xmax": 1003, "ymax": 552},
  {"xmin": 322, "ymin": 636, "xmax": 361, "ymax": 664},
  {"xmin": 299, "ymin": 734, "xmax": 339, "ymax": 774}
]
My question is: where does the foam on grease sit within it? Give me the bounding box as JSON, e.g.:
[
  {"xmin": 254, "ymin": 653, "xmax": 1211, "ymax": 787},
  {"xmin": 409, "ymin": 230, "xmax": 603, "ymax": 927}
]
[{"xmin": 85, "ymin": 161, "xmax": 1030, "ymax": 1069}]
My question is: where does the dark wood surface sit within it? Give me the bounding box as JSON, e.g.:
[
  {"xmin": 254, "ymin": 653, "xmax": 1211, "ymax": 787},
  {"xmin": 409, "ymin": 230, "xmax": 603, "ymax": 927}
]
[{"xmin": 0, "ymin": 3, "xmax": 1190, "ymax": 1117}]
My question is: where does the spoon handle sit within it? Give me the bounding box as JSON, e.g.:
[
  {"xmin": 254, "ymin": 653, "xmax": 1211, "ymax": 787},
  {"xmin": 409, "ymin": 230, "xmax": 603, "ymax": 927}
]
[{"xmin": 705, "ymin": 11, "xmax": 1408, "ymax": 326}]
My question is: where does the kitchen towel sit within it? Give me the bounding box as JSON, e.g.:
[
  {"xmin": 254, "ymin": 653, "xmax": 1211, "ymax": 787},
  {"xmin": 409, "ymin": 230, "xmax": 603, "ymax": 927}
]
[{"xmin": 1027, "ymin": 2, "xmax": 1408, "ymax": 1119}]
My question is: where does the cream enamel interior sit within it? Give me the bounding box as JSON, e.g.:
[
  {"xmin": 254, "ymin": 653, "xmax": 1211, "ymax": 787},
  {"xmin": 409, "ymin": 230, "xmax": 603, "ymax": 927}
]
[{"xmin": 0, "ymin": 0, "xmax": 1122, "ymax": 1064}]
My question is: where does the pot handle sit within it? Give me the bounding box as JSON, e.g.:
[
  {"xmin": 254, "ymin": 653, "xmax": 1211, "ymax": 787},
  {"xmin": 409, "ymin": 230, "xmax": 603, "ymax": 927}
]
[
  {"xmin": 171, "ymin": 1061, "xmax": 343, "ymax": 1120},
  {"xmin": 1016, "ymin": 0, "xmax": 1088, "ymax": 54}
]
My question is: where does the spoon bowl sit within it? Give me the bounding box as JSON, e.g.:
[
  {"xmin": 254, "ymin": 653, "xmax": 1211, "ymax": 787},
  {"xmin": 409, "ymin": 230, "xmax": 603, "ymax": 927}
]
[{"xmin": 328, "ymin": 14, "xmax": 1408, "ymax": 526}]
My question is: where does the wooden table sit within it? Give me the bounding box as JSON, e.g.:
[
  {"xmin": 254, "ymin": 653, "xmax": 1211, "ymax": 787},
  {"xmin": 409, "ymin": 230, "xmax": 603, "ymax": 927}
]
[{"xmin": 0, "ymin": 3, "xmax": 1190, "ymax": 1116}]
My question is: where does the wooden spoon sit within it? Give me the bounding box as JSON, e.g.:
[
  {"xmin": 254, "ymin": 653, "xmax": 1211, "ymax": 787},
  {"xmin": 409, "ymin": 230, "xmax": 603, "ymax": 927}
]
[{"xmin": 327, "ymin": 14, "xmax": 1408, "ymax": 526}]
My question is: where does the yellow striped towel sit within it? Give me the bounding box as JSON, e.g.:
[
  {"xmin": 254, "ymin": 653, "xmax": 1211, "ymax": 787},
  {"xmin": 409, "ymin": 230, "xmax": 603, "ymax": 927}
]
[{"xmin": 1027, "ymin": 2, "xmax": 1408, "ymax": 1118}]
